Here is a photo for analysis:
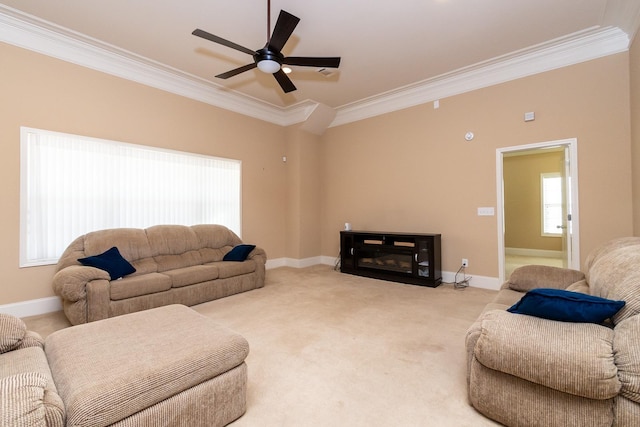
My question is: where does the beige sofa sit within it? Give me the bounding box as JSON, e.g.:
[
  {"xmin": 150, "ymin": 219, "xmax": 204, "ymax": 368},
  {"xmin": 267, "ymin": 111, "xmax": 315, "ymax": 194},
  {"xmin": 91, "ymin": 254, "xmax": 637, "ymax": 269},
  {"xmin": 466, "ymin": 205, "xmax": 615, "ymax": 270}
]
[
  {"xmin": 0, "ymin": 304, "xmax": 249, "ymax": 427},
  {"xmin": 466, "ymin": 237, "xmax": 640, "ymax": 426},
  {"xmin": 53, "ymin": 224, "xmax": 266, "ymax": 325}
]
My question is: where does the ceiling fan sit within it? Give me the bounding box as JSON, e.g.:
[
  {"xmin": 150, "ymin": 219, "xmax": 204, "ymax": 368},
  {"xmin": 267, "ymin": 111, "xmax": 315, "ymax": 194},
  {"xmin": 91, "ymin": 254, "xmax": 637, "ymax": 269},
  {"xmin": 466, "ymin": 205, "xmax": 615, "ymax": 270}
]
[{"xmin": 192, "ymin": 0, "xmax": 341, "ymax": 93}]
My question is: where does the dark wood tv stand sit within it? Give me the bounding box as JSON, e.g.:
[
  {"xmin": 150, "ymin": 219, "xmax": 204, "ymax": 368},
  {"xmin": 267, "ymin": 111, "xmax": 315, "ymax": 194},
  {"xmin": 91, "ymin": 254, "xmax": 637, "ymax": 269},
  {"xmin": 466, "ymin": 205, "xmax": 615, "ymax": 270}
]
[{"xmin": 340, "ymin": 231, "xmax": 442, "ymax": 287}]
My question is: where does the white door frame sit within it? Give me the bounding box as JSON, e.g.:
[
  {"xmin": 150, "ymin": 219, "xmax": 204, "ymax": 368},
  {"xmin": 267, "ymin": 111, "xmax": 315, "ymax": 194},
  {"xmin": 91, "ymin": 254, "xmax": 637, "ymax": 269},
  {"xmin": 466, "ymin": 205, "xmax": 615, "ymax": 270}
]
[{"xmin": 496, "ymin": 138, "xmax": 580, "ymax": 283}]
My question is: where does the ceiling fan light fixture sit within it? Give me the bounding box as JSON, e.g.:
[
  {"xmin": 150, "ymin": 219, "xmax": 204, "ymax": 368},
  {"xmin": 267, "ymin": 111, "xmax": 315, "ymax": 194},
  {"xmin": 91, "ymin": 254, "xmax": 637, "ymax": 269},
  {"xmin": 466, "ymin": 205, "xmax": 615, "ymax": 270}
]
[{"xmin": 257, "ymin": 59, "xmax": 281, "ymax": 74}]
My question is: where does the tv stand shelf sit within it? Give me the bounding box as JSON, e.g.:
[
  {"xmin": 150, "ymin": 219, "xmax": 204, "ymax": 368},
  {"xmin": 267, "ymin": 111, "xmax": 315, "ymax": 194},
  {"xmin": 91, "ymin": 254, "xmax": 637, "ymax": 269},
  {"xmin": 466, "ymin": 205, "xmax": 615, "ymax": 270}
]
[{"xmin": 340, "ymin": 231, "xmax": 442, "ymax": 287}]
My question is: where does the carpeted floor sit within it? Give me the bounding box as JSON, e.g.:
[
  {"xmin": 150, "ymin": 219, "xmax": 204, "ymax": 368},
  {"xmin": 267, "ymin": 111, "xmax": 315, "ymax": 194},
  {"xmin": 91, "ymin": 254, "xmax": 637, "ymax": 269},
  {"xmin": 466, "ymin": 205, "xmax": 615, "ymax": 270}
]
[{"xmin": 24, "ymin": 265, "xmax": 501, "ymax": 426}]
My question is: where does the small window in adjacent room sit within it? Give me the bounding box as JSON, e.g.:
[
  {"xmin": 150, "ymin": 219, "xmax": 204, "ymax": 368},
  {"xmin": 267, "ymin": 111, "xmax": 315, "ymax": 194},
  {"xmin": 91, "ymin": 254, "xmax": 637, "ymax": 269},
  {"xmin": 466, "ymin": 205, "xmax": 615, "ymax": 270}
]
[
  {"xmin": 20, "ymin": 127, "xmax": 241, "ymax": 267},
  {"xmin": 541, "ymin": 172, "xmax": 563, "ymax": 236}
]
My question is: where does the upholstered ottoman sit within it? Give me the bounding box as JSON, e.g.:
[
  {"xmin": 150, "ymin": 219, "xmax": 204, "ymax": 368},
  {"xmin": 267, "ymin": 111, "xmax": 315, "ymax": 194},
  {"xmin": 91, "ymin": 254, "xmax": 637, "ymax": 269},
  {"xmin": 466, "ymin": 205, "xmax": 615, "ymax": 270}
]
[{"xmin": 44, "ymin": 304, "xmax": 249, "ymax": 427}]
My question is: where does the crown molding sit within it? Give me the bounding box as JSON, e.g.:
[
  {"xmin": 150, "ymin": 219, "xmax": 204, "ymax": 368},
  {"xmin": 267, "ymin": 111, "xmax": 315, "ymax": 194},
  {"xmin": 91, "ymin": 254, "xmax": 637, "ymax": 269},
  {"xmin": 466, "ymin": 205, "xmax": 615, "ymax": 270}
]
[
  {"xmin": 0, "ymin": 5, "xmax": 631, "ymax": 129},
  {"xmin": 331, "ymin": 26, "xmax": 630, "ymax": 127},
  {"xmin": 0, "ymin": 5, "xmax": 315, "ymax": 127}
]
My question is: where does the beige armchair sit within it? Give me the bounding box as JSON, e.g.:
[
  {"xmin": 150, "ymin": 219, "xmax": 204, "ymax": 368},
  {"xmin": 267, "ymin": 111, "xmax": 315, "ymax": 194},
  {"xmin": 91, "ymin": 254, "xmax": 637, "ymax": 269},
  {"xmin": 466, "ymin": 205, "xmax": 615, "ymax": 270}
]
[{"xmin": 466, "ymin": 237, "xmax": 640, "ymax": 426}]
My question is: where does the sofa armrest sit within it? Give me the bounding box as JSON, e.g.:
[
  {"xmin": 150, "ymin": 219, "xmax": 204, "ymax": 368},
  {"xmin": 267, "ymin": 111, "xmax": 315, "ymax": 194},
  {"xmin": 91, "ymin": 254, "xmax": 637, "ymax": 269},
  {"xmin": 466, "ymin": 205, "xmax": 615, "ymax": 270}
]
[
  {"xmin": 470, "ymin": 310, "xmax": 620, "ymax": 400},
  {"xmin": 52, "ymin": 265, "xmax": 110, "ymax": 302},
  {"xmin": 506, "ymin": 264, "xmax": 585, "ymax": 292},
  {"xmin": 0, "ymin": 314, "xmax": 43, "ymax": 353},
  {"xmin": 15, "ymin": 331, "xmax": 44, "ymax": 351},
  {"xmin": 0, "ymin": 372, "xmax": 48, "ymax": 426},
  {"xmin": 248, "ymin": 246, "xmax": 267, "ymax": 264}
]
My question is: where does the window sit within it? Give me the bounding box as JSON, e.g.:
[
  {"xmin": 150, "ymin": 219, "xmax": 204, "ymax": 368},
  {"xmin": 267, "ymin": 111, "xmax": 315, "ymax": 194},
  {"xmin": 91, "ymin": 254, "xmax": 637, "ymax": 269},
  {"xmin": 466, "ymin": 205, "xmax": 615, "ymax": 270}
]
[
  {"xmin": 20, "ymin": 127, "xmax": 241, "ymax": 267},
  {"xmin": 541, "ymin": 173, "xmax": 563, "ymax": 236}
]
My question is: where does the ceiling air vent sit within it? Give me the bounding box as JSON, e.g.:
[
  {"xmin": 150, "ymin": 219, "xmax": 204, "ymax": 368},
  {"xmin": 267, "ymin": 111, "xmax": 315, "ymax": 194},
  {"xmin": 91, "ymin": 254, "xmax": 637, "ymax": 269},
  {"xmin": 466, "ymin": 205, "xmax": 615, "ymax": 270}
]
[{"xmin": 317, "ymin": 68, "xmax": 336, "ymax": 77}]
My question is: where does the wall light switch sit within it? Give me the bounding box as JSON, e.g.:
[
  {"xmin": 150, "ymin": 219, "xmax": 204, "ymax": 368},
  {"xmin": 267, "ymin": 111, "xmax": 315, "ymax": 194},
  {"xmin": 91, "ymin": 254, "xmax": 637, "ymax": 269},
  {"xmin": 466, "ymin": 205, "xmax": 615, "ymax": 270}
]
[
  {"xmin": 524, "ymin": 112, "xmax": 535, "ymax": 122},
  {"xmin": 477, "ymin": 207, "xmax": 495, "ymax": 216}
]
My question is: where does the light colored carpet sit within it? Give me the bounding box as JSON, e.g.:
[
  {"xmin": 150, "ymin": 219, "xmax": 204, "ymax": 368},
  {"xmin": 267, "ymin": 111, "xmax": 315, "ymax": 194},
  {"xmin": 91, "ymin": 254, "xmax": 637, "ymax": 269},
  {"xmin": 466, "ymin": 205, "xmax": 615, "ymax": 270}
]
[{"xmin": 24, "ymin": 265, "xmax": 501, "ymax": 426}]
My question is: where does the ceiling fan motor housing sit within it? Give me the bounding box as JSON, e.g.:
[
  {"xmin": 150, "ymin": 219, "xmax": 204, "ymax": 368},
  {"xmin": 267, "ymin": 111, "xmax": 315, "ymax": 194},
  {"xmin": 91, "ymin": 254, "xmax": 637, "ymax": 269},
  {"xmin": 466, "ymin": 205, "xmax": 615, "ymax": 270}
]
[{"xmin": 255, "ymin": 48, "xmax": 284, "ymax": 73}]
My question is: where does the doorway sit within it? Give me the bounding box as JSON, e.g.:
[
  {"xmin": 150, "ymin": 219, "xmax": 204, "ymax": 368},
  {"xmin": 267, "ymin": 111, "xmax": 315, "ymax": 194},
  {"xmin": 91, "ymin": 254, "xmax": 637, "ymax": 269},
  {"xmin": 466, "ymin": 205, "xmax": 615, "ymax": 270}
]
[{"xmin": 496, "ymin": 139, "xmax": 580, "ymax": 282}]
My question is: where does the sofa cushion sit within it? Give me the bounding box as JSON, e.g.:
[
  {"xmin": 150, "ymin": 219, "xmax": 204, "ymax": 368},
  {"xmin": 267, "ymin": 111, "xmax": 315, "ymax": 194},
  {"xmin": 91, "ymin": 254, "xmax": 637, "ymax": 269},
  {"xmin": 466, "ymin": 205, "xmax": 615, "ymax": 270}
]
[
  {"xmin": 164, "ymin": 265, "xmax": 219, "ymax": 288},
  {"xmin": 566, "ymin": 279, "xmax": 590, "ymax": 294},
  {"xmin": 110, "ymin": 273, "xmax": 172, "ymax": 300},
  {"xmin": 507, "ymin": 288, "xmax": 625, "ymax": 324},
  {"xmin": 492, "ymin": 288, "xmax": 523, "ymax": 308},
  {"xmin": 223, "ymin": 244, "xmax": 256, "ymax": 261},
  {"xmin": 0, "ymin": 372, "xmax": 47, "ymax": 427},
  {"xmin": 78, "ymin": 247, "xmax": 136, "ymax": 280},
  {"xmin": 154, "ymin": 250, "xmax": 204, "ymax": 272},
  {"xmin": 0, "ymin": 314, "xmax": 26, "ymax": 354},
  {"xmin": 216, "ymin": 259, "xmax": 257, "ymax": 279}
]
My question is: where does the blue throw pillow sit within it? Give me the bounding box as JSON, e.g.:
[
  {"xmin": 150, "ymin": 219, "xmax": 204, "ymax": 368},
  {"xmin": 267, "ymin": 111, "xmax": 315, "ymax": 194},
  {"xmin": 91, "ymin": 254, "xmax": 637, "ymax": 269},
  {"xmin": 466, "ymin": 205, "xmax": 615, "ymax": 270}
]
[
  {"xmin": 223, "ymin": 244, "xmax": 256, "ymax": 261},
  {"xmin": 78, "ymin": 247, "xmax": 136, "ymax": 280},
  {"xmin": 507, "ymin": 288, "xmax": 625, "ymax": 323}
]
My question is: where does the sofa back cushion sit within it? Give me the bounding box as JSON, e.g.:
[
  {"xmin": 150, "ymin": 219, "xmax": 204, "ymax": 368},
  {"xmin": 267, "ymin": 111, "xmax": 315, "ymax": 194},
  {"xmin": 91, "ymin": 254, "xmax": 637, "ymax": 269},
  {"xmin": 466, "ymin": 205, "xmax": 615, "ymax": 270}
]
[
  {"xmin": 585, "ymin": 237, "xmax": 640, "ymax": 282},
  {"xmin": 83, "ymin": 228, "xmax": 151, "ymax": 261},
  {"xmin": 589, "ymin": 242, "xmax": 640, "ymax": 325},
  {"xmin": 56, "ymin": 224, "xmax": 246, "ymax": 275},
  {"xmin": 146, "ymin": 225, "xmax": 203, "ymax": 272},
  {"xmin": 192, "ymin": 224, "xmax": 243, "ymax": 262}
]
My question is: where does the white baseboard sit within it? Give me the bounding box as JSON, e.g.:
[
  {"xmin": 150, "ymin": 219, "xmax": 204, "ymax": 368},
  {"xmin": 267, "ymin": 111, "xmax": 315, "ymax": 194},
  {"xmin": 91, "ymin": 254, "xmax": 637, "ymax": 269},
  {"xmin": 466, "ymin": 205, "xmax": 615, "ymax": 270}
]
[
  {"xmin": 3, "ymin": 258, "xmax": 500, "ymax": 318},
  {"xmin": 267, "ymin": 256, "xmax": 339, "ymax": 269},
  {"xmin": 505, "ymin": 247, "xmax": 563, "ymax": 258},
  {"xmin": 273, "ymin": 257, "xmax": 502, "ymax": 290},
  {"xmin": 0, "ymin": 296, "xmax": 62, "ymax": 318},
  {"xmin": 442, "ymin": 271, "xmax": 501, "ymax": 290}
]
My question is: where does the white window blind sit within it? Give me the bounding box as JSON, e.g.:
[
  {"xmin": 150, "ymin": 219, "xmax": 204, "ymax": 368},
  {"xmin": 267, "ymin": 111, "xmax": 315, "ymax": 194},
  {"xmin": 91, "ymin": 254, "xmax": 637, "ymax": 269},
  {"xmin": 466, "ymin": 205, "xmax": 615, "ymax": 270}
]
[
  {"xmin": 20, "ymin": 127, "xmax": 241, "ymax": 267},
  {"xmin": 541, "ymin": 173, "xmax": 562, "ymax": 236}
]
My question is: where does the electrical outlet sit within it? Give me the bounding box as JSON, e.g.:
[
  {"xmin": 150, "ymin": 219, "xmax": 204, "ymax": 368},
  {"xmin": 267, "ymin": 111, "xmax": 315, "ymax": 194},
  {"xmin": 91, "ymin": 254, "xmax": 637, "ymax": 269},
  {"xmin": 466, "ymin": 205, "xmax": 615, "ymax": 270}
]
[{"xmin": 462, "ymin": 258, "xmax": 469, "ymax": 268}]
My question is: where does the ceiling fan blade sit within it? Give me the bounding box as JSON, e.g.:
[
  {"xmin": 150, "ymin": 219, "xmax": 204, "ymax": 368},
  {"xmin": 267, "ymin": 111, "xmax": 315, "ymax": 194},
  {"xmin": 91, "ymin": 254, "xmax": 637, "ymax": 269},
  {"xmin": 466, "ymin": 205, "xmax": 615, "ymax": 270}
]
[
  {"xmin": 268, "ymin": 10, "xmax": 300, "ymax": 52},
  {"xmin": 215, "ymin": 63, "xmax": 257, "ymax": 79},
  {"xmin": 283, "ymin": 57, "xmax": 341, "ymax": 68},
  {"xmin": 192, "ymin": 29, "xmax": 257, "ymax": 56},
  {"xmin": 273, "ymin": 69, "xmax": 297, "ymax": 93}
]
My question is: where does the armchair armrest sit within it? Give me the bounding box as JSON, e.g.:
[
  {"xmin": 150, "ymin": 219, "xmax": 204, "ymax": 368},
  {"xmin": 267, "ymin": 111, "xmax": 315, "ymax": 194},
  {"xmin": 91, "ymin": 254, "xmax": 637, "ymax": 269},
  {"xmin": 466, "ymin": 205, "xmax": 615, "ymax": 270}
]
[
  {"xmin": 52, "ymin": 265, "xmax": 110, "ymax": 302},
  {"xmin": 470, "ymin": 310, "xmax": 620, "ymax": 399},
  {"xmin": 507, "ymin": 264, "xmax": 585, "ymax": 292}
]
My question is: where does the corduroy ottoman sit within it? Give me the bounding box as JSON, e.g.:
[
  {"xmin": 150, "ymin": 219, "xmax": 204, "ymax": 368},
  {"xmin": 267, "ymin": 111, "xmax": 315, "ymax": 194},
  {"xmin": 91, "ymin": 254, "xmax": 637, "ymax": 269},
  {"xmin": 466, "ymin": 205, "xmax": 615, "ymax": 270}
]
[{"xmin": 44, "ymin": 304, "xmax": 249, "ymax": 427}]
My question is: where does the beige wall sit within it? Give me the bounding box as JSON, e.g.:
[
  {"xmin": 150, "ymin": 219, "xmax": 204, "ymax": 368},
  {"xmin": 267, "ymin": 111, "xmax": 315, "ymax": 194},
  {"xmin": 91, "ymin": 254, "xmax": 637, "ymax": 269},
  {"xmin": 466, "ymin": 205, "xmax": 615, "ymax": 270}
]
[
  {"xmin": 503, "ymin": 151, "xmax": 563, "ymax": 251},
  {"xmin": 284, "ymin": 127, "xmax": 322, "ymax": 260},
  {"xmin": 0, "ymin": 42, "xmax": 288, "ymax": 304},
  {"xmin": 321, "ymin": 53, "xmax": 633, "ymax": 278},
  {"xmin": 1, "ymin": 38, "xmax": 638, "ymax": 305},
  {"xmin": 631, "ymin": 34, "xmax": 640, "ymax": 235}
]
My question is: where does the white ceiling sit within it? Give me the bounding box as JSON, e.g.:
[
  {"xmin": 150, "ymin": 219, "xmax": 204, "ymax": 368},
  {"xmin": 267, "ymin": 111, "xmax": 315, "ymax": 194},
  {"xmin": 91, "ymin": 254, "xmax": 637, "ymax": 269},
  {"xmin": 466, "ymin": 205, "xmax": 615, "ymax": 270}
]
[{"xmin": 1, "ymin": 1, "xmax": 639, "ymax": 124}]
